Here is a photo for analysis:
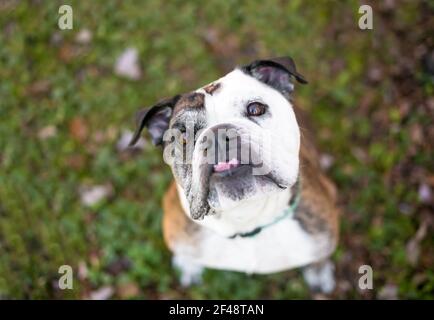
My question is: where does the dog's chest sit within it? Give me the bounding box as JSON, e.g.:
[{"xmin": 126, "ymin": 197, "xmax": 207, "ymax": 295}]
[{"xmin": 176, "ymin": 217, "xmax": 328, "ymax": 274}]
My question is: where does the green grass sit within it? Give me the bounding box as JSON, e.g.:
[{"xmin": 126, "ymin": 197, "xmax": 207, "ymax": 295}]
[{"xmin": 0, "ymin": 0, "xmax": 432, "ymax": 299}]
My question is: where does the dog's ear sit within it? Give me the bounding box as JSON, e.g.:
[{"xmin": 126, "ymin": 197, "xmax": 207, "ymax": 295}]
[
  {"xmin": 242, "ymin": 56, "xmax": 307, "ymax": 95},
  {"xmin": 129, "ymin": 95, "xmax": 180, "ymax": 146}
]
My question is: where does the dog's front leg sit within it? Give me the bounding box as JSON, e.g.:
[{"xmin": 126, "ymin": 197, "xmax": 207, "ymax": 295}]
[
  {"xmin": 172, "ymin": 254, "xmax": 204, "ymax": 287},
  {"xmin": 302, "ymin": 259, "xmax": 336, "ymax": 294}
]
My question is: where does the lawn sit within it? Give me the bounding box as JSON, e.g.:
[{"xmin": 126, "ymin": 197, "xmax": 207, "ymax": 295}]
[{"xmin": 0, "ymin": 0, "xmax": 433, "ymax": 299}]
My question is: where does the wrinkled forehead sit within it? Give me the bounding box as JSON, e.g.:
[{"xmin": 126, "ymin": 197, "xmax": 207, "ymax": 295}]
[{"xmin": 171, "ymin": 69, "xmax": 287, "ymax": 122}]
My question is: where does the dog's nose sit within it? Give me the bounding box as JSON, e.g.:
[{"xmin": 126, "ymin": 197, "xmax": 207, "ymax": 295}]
[{"xmin": 208, "ymin": 123, "xmax": 242, "ymax": 164}]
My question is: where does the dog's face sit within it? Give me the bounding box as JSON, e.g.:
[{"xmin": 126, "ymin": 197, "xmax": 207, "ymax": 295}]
[{"xmin": 130, "ymin": 57, "xmax": 307, "ymax": 222}]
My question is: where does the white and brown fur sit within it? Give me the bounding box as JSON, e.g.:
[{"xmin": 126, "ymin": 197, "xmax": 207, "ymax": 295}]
[{"xmin": 130, "ymin": 57, "xmax": 340, "ymax": 293}]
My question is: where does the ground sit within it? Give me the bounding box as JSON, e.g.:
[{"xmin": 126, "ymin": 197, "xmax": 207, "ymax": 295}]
[{"xmin": 0, "ymin": 0, "xmax": 433, "ymax": 299}]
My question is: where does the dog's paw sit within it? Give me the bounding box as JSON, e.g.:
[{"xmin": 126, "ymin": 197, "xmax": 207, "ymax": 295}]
[
  {"xmin": 172, "ymin": 255, "xmax": 203, "ymax": 287},
  {"xmin": 302, "ymin": 260, "xmax": 336, "ymax": 294}
]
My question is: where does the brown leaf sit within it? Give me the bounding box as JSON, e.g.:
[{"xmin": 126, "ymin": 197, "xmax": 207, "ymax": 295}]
[
  {"xmin": 117, "ymin": 283, "xmax": 140, "ymax": 299},
  {"xmin": 65, "ymin": 154, "xmax": 86, "ymax": 170},
  {"xmin": 58, "ymin": 43, "xmax": 75, "ymax": 63},
  {"xmin": 410, "ymin": 124, "xmax": 423, "ymax": 145},
  {"xmin": 26, "ymin": 80, "xmax": 51, "ymax": 97},
  {"xmin": 69, "ymin": 117, "xmax": 88, "ymax": 142}
]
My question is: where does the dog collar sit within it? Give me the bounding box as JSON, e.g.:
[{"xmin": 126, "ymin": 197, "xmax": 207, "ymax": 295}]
[{"xmin": 228, "ymin": 180, "xmax": 301, "ymax": 239}]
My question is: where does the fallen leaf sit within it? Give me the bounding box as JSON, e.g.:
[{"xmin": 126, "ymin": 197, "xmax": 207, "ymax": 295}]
[
  {"xmin": 65, "ymin": 154, "xmax": 86, "ymax": 170},
  {"xmin": 117, "ymin": 283, "xmax": 140, "ymax": 299},
  {"xmin": 79, "ymin": 184, "xmax": 113, "ymax": 207},
  {"xmin": 90, "ymin": 286, "xmax": 114, "ymax": 300},
  {"xmin": 69, "ymin": 117, "xmax": 89, "ymax": 142},
  {"xmin": 78, "ymin": 261, "xmax": 88, "ymax": 280},
  {"xmin": 319, "ymin": 153, "xmax": 335, "ymax": 170},
  {"xmin": 75, "ymin": 28, "xmax": 92, "ymax": 44},
  {"xmin": 27, "ymin": 80, "xmax": 51, "ymax": 97},
  {"xmin": 114, "ymin": 47, "xmax": 142, "ymax": 80},
  {"xmin": 410, "ymin": 124, "xmax": 423, "ymax": 145},
  {"xmin": 418, "ymin": 183, "xmax": 432, "ymax": 203},
  {"xmin": 58, "ymin": 43, "xmax": 75, "ymax": 63},
  {"xmin": 38, "ymin": 125, "xmax": 57, "ymax": 140},
  {"xmin": 378, "ymin": 284, "xmax": 398, "ymax": 300}
]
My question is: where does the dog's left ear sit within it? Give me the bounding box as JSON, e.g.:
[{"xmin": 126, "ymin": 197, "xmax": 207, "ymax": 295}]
[
  {"xmin": 129, "ymin": 95, "xmax": 180, "ymax": 146},
  {"xmin": 242, "ymin": 56, "xmax": 307, "ymax": 95}
]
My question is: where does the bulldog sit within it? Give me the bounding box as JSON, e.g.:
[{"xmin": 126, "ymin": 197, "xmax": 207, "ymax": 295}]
[{"xmin": 129, "ymin": 57, "xmax": 340, "ymax": 293}]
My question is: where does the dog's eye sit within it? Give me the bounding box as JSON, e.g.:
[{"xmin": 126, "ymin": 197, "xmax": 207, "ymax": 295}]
[{"xmin": 246, "ymin": 102, "xmax": 267, "ymax": 116}]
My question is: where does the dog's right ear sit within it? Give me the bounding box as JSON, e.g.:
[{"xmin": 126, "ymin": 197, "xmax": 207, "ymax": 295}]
[{"xmin": 129, "ymin": 95, "xmax": 180, "ymax": 146}]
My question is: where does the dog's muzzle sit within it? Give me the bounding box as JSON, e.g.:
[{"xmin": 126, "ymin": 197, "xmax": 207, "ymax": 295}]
[{"xmin": 195, "ymin": 123, "xmax": 267, "ymax": 174}]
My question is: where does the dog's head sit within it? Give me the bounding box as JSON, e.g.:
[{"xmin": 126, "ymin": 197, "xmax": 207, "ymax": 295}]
[{"xmin": 130, "ymin": 57, "xmax": 307, "ymax": 224}]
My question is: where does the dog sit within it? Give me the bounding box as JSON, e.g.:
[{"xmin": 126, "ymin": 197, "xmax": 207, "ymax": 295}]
[{"xmin": 129, "ymin": 57, "xmax": 340, "ymax": 293}]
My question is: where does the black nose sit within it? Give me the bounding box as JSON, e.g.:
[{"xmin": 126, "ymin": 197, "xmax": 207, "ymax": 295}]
[{"xmin": 207, "ymin": 124, "xmax": 242, "ymax": 164}]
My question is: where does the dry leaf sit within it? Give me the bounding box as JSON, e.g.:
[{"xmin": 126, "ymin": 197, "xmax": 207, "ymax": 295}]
[
  {"xmin": 117, "ymin": 283, "xmax": 140, "ymax": 299},
  {"xmin": 319, "ymin": 153, "xmax": 335, "ymax": 170},
  {"xmin": 38, "ymin": 125, "xmax": 57, "ymax": 140},
  {"xmin": 418, "ymin": 183, "xmax": 432, "ymax": 203},
  {"xmin": 378, "ymin": 284, "xmax": 398, "ymax": 300},
  {"xmin": 75, "ymin": 28, "xmax": 92, "ymax": 44},
  {"xmin": 79, "ymin": 184, "xmax": 113, "ymax": 207},
  {"xmin": 114, "ymin": 47, "xmax": 142, "ymax": 80},
  {"xmin": 90, "ymin": 286, "xmax": 114, "ymax": 300},
  {"xmin": 69, "ymin": 117, "xmax": 88, "ymax": 142},
  {"xmin": 78, "ymin": 261, "xmax": 88, "ymax": 280}
]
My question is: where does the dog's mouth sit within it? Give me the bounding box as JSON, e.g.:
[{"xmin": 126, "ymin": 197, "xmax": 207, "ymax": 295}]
[
  {"xmin": 212, "ymin": 158, "xmax": 245, "ymax": 177},
  {"xmin": 211, "ymin": 158, "xmax": 267, "ymax": 178},
  {"xmin": 205, "ymin": 156, "xmax": 286, "ymax": 215},
  {"xmin": 187, "ymin": 127, "xmax": 291, "ymax": 219},
  {"xmin": 213, "ymin": 158, "xmax": 240, "ymax": 173}
]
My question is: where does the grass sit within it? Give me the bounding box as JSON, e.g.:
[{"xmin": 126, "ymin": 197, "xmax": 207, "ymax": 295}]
[{"xmin": 0, "ymin": 0, "xmax": 433, "ymax": 299}]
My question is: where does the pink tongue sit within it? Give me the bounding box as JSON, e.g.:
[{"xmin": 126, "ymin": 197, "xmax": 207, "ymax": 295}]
[{"xmin": 213, "ymin": 158, "xmax": 240, "ymax": 172}]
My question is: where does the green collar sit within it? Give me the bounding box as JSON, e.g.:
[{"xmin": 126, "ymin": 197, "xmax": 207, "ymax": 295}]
[{"xmin": 228, "ymin": 181, "xmax": 301, "ymax": 239}]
